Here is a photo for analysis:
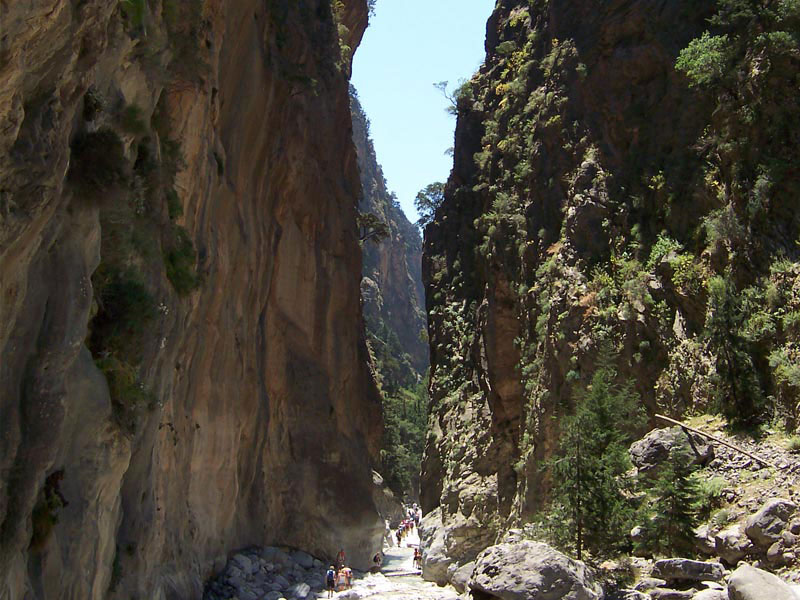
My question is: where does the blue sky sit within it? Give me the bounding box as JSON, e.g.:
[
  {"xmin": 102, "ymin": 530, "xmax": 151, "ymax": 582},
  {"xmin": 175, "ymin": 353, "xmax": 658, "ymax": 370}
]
[{"xmin": 351, "ymin": 0, "xmax": 495, "ymax": 222}]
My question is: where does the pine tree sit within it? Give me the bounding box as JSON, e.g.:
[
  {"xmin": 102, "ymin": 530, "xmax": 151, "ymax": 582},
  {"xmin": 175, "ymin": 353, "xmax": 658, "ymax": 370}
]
[
  {"xmin": 636, "ymin": 448, "xmax": 701, "ymax": 557},
  {"xmin": 547, "ymin": 365, "xmax": 644, "ymax": 560}
]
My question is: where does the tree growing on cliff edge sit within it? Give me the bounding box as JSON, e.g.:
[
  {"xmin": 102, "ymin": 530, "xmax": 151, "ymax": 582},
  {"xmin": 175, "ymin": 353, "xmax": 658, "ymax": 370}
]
[
  {"xmin": 546, "ymin": 365, "xmax": 644, "ymax": 560},
  {"xmin": 414, "ymin": 182, "xmax": 445, "ymax": 229}
]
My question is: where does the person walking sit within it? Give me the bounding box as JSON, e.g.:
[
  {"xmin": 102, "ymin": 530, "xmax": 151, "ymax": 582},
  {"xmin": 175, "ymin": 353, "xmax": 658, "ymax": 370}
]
[
  {"xmin": 335, "ymin": 548, "xmax": 346, "ymax": 572},
  {"xmin": 325, "ymin": 565, "xmax": 336, "ymax": 598}
]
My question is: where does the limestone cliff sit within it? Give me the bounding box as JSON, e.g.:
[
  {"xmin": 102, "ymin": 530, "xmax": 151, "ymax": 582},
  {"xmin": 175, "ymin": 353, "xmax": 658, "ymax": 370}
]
[
  {"xmin": 422, "ymin": 0, "xmax": 799, "ymax": 569},
  {"xmin": 350, "ymin": 89, "xmax": 428, "ymax": 389},
  {"xmin": 0, "ymin": 0, "xmax": 383, "ymax": 598}
]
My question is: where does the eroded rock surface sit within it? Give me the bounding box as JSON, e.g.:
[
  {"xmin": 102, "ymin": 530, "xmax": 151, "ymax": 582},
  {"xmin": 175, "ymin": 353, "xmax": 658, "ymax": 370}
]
[{"xmin": 0, "ymin": 0, "xmax": 382, "ymax": 597}]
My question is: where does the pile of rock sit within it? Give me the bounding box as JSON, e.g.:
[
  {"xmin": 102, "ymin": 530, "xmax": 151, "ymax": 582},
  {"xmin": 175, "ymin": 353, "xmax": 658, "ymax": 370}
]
[
  {"xmin": 696, "ymin": 499, "xmax": 800, "ymax": 569},
  {"xmin": 628, "ymin": 559, "xmax": 799, "ymax": 600},
  {"xmin": 203, "ymin": 547, "xmax": 329, "ymax": 600}
]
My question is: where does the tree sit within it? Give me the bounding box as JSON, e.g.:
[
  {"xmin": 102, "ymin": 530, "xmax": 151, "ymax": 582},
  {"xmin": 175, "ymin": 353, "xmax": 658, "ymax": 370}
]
[
  {"xmin": 705, "ymin": 273, "xmax": 765, "ymax": 428},
  {"xmin": 414, "ymin": 182, "xmax": 445, "ymax": 229},
  {"xmin": 547, "ymin": 365, "xmax": 643, "ymax": 560},
  {"xmin": 635, "ymin": 448, "xmax": 701, "ymax": 557},
  {"xmin": 357, "ymin": 212, "xmax": 390, "ymax": 244}
]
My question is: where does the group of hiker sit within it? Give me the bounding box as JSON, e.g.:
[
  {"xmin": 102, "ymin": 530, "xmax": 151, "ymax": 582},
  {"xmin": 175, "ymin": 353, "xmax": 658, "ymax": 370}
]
[
  {"xmin": 395, "ymin": 503, "xmax": 422, "ymax": 546},
  {"xmin": 325, "ymin": 549, "xmax": 353, "ymax": 598},
  {"xmin": 326, "ymin": 503, "xmax": 424, "ymax": 597}
]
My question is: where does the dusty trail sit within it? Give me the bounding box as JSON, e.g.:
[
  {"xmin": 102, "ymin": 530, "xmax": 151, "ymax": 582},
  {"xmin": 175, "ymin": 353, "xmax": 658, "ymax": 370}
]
[{"xmin": 334, "ymin": 527, "xmax": 459, "ymax": 600}]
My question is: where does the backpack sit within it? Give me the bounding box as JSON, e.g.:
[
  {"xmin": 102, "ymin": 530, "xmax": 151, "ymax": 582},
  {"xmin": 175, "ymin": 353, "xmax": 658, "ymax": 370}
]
[{"xmin": 326, "ymin": 569, "xmax": 335, "ymax": 584}]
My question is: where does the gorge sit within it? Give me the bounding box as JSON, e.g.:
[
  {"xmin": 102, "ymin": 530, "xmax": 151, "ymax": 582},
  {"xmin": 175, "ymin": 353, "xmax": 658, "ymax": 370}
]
[{"xmin": 1, "ymin": 0, "xmax": 799, "ymax": 599}]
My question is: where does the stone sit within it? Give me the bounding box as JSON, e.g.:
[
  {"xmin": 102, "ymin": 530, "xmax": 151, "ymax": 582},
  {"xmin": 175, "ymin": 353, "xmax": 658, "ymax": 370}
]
[
  {"xmin": 274, "ymin": 575, "xmax": 290, "ymax": 590},
  {"xmin": 612, "ymin": 590, "xmax": 651, "ymax": 600},
  {"xmin": 469, "ymin": 541, "xmax": 602, "ymax": 600},
  {"xmin": 634, "ymin": 578, "xmax": 668, "ymax": 591},
  {"xmin": 289, "ymin": 582, "xmax": 311, "ymax": 599},
  {"xmin": 449, "ymin": 561, "xmax": 475, "ymax": 594},
  {"xmin": 652, "ymin": 559, "xmax": 725, "ymax": 583},
  {"xmin": 290, "ymin": 551, "xmax": 315, "ymax": 570},
  {"xmin": 766, "ymin": 542, "xmax": 791, "ymax": 566},
  {"xmin": 728, "ymin": 564, "xmax": 797, "ymax": 600},
  {"xmin": 630, "ymin": 428, "xmax": 714, "ymax": 477},
  {"xmin": 265, "ymin": 593, "xmax": 282, "ymax": 600},
  {"xmin": 745, "ymin": 499, "xmax": 797, "ymax": 547},
  {"xmin": 715, "ymin": 526, "xmax": 754, "ymax": 565},
  {"xmin": 695, "ymin": 525, "xmax": 717, "ymax": 556},
  {"xmin": 692, "ymin": 590, "xmax": 726, "ymax": 600},
  {"xmin": 648, "ymin": 589, "xmax": 695, "ymax": 600}
]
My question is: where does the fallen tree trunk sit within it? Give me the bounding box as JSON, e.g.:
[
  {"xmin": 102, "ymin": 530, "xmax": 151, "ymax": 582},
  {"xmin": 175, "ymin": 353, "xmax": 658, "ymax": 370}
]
[{"xmin": 654, "ymin": 414, "xmax": 783, "ymax": 471}]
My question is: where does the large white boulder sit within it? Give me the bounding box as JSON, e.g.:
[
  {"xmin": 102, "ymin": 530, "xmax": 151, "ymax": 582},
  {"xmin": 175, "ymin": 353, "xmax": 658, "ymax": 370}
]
[
  {"xmin": 727, "ymin": 563, "xmax": 797, "ymax": 600},
  {"xmin": 469, "ymin": 541, "xmax": 602, "ymax": 600}
]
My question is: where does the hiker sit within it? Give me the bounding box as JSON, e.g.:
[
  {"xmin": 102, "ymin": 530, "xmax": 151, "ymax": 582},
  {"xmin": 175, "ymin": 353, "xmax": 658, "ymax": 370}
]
[
  {"xmin": 373, "ymin": 551, "xmax": 382, "ymax": 571},
  {"xmin": 396, "ymin": 528, "xmax": 402, "ymax": 546},
  {"xmin": 326, "ymin": 565, "xmax": 336, "ymax": 598},
  {"xmin": 413, "ymin": 547, "xmax": 422, "ymax": 570},
  {"xmin": 336, "ymin": 568, "xmax": 349, "ymax": 591},
  {"xmin": 335, "ymin": 548, "xmax": 346, "ymax": 572},
  {"xmin": 341, "ymin": 565, "xmax": 353, "ymax": 588}
]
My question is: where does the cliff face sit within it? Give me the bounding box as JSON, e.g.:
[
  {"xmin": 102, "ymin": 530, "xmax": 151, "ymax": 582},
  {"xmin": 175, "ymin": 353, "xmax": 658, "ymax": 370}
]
[
  {"xmin": 350, "ymin": 90, "xmax": 428, "ymax": 387},
  {"xmin": 423, "ymin": 0, "xmax": 799, "ymax": 566},
  {"xmin": 0, "ymin": 1, "xmax": 383, "ymax": 598}
]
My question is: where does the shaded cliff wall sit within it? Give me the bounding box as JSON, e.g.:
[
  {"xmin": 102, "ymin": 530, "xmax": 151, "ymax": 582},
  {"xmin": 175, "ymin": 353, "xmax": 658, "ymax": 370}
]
[
  {"xmin": 0, "ymin": 1, "xmax": 383, "ymax": 598},
  {"xmin": 350, "ymin": 90, "xmax": 428, "ymax": 387},
  {"xmin": 422, "ymin": 0, "xmax": 799, "ymax": 565}
]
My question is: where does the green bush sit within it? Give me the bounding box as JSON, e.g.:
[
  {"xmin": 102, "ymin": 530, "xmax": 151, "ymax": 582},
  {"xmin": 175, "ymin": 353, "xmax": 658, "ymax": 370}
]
[
  {"xmin": 95, "ymin": 355, "xmax": 155, "ymax": 434},
  {"xmin": 675, "ymin": 32, "xmax": 730, "ymax": 88},
  {"xmin": 163, "ymin": 225, "xmax": 199, "ymax": 296}
]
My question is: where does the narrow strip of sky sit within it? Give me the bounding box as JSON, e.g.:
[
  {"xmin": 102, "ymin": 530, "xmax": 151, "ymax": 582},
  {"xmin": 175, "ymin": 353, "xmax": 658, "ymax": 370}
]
[{"xmin": 351, "ymin": 0, "xmax": 494, "ymax": 222}]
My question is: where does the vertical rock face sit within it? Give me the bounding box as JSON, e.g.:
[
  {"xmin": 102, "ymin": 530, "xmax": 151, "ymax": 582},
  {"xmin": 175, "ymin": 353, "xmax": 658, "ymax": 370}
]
[
  {"xmin": 423, "ymin": 0, "xmax": 799, "ymax": 566},
  {"xmin": 350, "ymin": 89, "xmax": 428, "ymax": 385},
  {"xmin": 0, "ymin": 0, "xmax": 383, "ymax": 598}
]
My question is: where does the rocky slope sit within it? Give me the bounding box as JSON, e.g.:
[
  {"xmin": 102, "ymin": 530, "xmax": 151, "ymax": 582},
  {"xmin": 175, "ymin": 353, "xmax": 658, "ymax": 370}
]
[
  {"xmin": 422, "ymin": 0, "xmax": 799, "ymax": 572},
  {"xmin": 350, "ymin": 89, "xmax": 428, "ymax": 387},
  {"xmin": 0, "ymin": 0, "xmax": 384, "ymax": 598}
]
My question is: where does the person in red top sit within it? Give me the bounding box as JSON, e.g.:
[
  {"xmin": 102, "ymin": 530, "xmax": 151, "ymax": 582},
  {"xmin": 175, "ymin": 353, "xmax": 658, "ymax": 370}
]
[{"xmin": 335, "ymin": 548, "xmax": 346, "ymax": 572}]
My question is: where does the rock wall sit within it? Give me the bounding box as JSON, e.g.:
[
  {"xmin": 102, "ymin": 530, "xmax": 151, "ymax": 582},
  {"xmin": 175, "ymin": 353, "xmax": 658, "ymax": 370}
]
[
  {"xmin": 422, "ymin": 0, "xmax": 799, "ymax": 569},
  {"xmin": 350, "ymin": 89, "xmax": 428, "ymax": 385},
  {"xmin": 0, "ymin": 0, "xmax": 384, "ymax": 598}
]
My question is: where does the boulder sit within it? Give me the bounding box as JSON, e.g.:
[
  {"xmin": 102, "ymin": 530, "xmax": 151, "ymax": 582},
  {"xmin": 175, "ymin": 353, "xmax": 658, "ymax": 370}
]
[
  {"xmin": 648, "ymin": 589, "xmax": 695, "ymax": 600},
  {"xmin": 289, "ymin": 582, "xmax": 311, "ymax": 599},
  {"xmin": 420, "ymin": 507, "xmax": 453, "ymax": 585},
  {"xmin": 274, "ymin": 574, "xmax": 290, "ymax": 590},
  {"xmin": 727, "ymin": 564, "xmax": 797, "ymax": 600},
  {"xmin": 693, "ymin": 590, "xmax": 726, "ymax": 600},
  {"xmin": 745, "ymin": 499, "xmax": 797, "ymax": 547},
  {"xmin": 652, "ymin": 559, "xmax": 725, "ymax": 583},
  {"xmin": 634, "ymin": 578, "xmax": 668, "ymax": 591},
  {"xmin": 232, "ymin": 553, "xmax": 253, "ymax": 574},
  {"xmin": 264, "ymin": 593, "xmax": 282, "ymax": 600},
  {"xmin": 715, "ymin": 526, "xmax": 753, "ymax": 566},
  {"xmin": 469, "ymin": 541, "xmax": 602, "ymax": 600},
  {"xmin": 695, "ymin": 525, "xmax": 717, "ymax": 556},
  {"xmin": 290, "ymin": 550, "xmax": 315, "ymax": 569},
  {"xmin": 629, "ymin": 428, "xmax": 713, "ymax": 476},
  {"xmin": 449, "ymin": 561, "xmax": 475, "ymax": 594},
  {"xmin": 610, "ymin": 590, "xmax": 650, "ymax": 600}
]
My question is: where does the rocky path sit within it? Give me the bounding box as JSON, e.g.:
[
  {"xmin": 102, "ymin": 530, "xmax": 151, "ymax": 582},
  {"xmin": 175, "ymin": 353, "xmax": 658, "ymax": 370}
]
[{"xmin": 204, "ymin": 526, "xmax": 459, "ymax": 600}]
